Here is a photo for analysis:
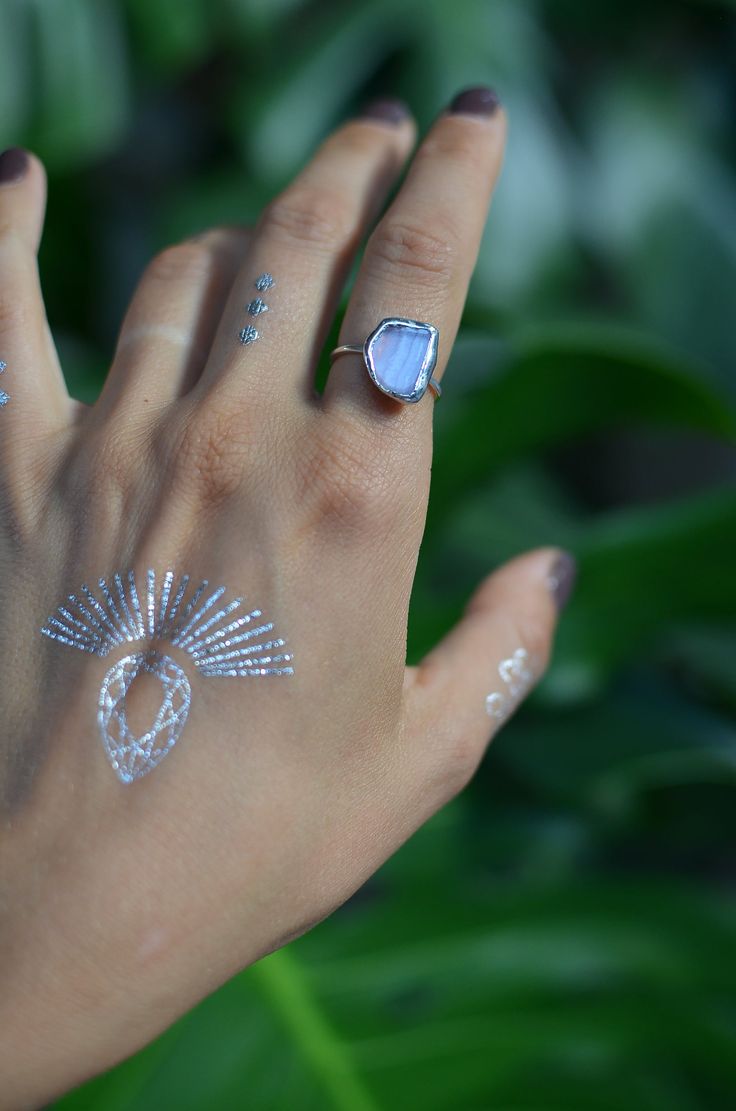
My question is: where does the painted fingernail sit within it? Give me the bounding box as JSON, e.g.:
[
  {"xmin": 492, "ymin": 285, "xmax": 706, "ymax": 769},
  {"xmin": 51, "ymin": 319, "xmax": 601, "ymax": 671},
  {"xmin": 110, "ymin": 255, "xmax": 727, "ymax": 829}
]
[
  {"xmin": 0, "ymin": 147, "xmax": 29, "ymax": 184},
  {"xmin": 547, "ymin": 551, "xmax": 577, "ymax": 612},
  {"xmin": 448, "ymin": 86, "xmax": 501, "ymax": 117},
  {"xmin": 359, "ymin": 97, "xmax": 411, "ymax": 125}
]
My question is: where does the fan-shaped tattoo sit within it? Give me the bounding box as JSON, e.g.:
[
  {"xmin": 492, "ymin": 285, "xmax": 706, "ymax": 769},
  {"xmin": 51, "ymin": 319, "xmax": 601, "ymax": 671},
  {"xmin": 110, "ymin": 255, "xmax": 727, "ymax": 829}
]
[{"xmin": 41, "ymin": 569, "xmax": 294, "ymax": 783}]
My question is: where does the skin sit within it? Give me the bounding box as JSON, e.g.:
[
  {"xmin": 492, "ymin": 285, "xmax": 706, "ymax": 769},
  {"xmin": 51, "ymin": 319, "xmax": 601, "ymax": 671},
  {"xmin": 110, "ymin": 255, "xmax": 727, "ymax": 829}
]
[{"xmin": 0, "ymin": 100, "xmax": 568, "ymax": 1107}]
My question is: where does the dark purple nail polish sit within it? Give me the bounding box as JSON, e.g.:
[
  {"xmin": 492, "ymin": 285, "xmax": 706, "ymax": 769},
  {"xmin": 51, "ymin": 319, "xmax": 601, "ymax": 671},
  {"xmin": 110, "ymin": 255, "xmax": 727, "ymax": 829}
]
[
  {"xmin": 359, "ymin": 97, "xmax": 410, "ymax": 125},
  {"xmin": 0, "ymin": 147, "xmax": 29, "ymax": 184},
  {"xmin": 448, "ymin": 86, "xmax": 501, "ymax": 117},
  {"xmin": 547, "ymin": 552, "xmax": 577, "ymax": 612}
]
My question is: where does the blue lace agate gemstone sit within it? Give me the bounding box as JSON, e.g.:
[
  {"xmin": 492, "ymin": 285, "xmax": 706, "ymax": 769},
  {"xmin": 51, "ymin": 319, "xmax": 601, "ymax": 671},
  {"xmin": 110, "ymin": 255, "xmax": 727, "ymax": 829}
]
[{"xmin": 364, "ymin": 318, "xmax": 439, "ymax": 403}]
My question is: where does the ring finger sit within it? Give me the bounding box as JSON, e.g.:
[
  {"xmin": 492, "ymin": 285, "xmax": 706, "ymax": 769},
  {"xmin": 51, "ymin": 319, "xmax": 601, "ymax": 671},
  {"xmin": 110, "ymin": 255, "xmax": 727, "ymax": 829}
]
[
  {"xmin": 96, "ymin": 225, "xmax": 253, "ymax": 420},
  {"xmin": 323, "ymin": 86, "xmax": 506, "ymax": 424}
]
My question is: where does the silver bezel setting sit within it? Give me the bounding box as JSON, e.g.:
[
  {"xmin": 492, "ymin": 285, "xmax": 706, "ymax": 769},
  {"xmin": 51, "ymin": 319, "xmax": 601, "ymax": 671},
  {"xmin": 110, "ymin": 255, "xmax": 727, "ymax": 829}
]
[{"xmin": 363, "ymin": 317, "xmax": 439, "ymax": 404}]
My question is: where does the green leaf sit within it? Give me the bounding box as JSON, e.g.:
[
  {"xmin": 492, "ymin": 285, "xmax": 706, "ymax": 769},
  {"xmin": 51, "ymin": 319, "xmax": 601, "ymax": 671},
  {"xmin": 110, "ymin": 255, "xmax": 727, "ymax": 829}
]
[
  {"xmin": 126, "ymin": 0, "xmax": 216, "ymax": 73},
  {"xmin": 228, "ymin": 0, "xmax": 423, "ymax": 184},
  {"xmin": 501, "ymin": 677, "xmax": 736, "ymax": 812},
  {"xmin": 27, "ymin": 0, "xmax": 130, "ymax": 168},
  {"xmin": 53, "ymin": 950, "xmax": 378, "ymax": 1111},
  {"xmin": 582, "ymin": 73, "xmax": 736, "ymax": 381},
  {"xmin": 250, "ymin": 951, "xmax": 380, "ymax": 1111},
  {"xmin": 549, "ymin": 486, "xmax": 736, "ymax": 695},
  {"xmin": 0, "ymin": 0, "xmax": 32, "ymax": 148},
  {"xmin": 53, "ymin": 875, "xmax": 736, "ymax": 1111},
  {"xmin": 430, "ymin": 321, "xmax": 736, "ymax": 531},
  {"xmin": 665, "ymin": 625, "xmax": 736, "ymax": 714}
]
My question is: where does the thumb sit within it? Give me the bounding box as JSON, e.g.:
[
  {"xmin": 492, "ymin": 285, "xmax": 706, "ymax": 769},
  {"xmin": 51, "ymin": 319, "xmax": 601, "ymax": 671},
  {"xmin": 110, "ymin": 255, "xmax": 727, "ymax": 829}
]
[{"xmin": 398, "ymin": 547, "xmax": 576, "ymax": 813}]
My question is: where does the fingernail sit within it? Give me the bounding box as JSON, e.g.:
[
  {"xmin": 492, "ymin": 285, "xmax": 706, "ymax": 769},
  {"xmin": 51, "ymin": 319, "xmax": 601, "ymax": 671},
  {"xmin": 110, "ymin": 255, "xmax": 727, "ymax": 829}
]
[
  {"xmin": 359, "ymin": 97, "xmax": 411, "ymax": 125},
  {"xmin": 0, "ymin": 147, "xmax": 29, "ymax": 184},
  {"xmin": 547, "ymin": 551, "xmax": 577, "ymax": 612},
  {"xmin": 448, "ymin": 86, "xmax": 501, "ymax": 117}
]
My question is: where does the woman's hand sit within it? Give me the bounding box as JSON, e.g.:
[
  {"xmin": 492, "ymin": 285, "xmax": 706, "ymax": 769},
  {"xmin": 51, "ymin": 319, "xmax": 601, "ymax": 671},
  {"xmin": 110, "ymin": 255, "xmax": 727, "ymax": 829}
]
[{"xmin": 0, "ymin": 90, "xmax": 574, "ymax": 1106}]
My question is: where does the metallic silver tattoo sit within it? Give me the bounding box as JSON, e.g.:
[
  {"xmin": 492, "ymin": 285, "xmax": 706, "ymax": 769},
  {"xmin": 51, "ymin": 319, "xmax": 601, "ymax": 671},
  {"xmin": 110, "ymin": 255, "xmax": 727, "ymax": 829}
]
[
  {"xmin": 238, "ymin": 275, "xmax": 275, "ymax": 344},
  {"xmin": 485, "ymin": 648, "xmax": 534, "ymax": 723},
  {"xmin": 98, "ymin": 651, "xmax": 191, "ymax": 781},
  {"xmin": 41, "ymin": 569, "xmax": 294, "ymax": 784},
  {"xmin": 0, "ymin": 360, "xmax": 8, "ymax": 407}
]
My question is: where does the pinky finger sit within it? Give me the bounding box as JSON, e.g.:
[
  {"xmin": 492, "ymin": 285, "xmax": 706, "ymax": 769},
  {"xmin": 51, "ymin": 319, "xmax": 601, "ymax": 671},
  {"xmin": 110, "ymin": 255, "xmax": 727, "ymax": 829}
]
[
  {"xmin": 0, "ymin": 148, "xmax": 69, "ymax": 445},
  {"xmin": 398, "ymin": 547, "xmax": 577, "ymax": 816}
]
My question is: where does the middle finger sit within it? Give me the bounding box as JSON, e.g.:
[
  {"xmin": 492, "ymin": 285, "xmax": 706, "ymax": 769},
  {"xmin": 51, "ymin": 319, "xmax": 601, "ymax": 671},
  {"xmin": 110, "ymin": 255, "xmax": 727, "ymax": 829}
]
[{"xmin": 198, "ymin": 101, "xmax": 417, "ymax": 408}]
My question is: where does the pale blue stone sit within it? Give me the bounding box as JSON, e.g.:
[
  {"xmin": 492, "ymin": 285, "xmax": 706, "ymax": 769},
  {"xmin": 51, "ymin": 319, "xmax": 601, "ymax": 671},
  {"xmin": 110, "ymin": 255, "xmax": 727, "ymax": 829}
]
[{"xmin": 364, "ymin": 318, "xmax": 438, "ymax": 403}]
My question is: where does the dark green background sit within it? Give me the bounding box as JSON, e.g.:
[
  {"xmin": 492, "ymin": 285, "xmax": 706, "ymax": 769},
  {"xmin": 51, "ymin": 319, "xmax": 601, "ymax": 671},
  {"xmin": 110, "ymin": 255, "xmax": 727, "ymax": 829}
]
[{"xmin": 4, "ymin": 0, "xmax": 734, "ymax": 1107}]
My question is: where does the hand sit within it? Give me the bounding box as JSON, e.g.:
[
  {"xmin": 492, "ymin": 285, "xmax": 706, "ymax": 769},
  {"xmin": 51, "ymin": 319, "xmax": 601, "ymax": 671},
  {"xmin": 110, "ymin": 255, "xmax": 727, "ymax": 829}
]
[{"xmin": 0, "ymin": 90, "xmax": 574, "ymax": 1107}]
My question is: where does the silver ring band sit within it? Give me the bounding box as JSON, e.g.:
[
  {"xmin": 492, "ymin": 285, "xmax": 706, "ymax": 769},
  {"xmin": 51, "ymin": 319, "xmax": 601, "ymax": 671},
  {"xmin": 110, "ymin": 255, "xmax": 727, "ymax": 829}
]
[
  {"xmin": 329, "ymin": 344, "xmax": 442, "ymax": 400},
  {"xmin": 329, "ymin": 317, "xmax": 442, "ymax": 404}
]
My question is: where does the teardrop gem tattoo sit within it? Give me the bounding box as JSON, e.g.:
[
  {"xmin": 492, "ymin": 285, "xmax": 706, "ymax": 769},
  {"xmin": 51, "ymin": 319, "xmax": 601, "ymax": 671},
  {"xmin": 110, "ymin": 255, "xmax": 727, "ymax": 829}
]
[{"xmin": 41, "ymin": 569, "xmax": 294, "ymax": 783}]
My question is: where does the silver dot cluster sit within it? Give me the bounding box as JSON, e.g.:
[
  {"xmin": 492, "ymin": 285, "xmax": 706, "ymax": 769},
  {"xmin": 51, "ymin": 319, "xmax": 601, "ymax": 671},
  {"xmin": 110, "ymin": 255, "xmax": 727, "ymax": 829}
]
[
  {"xmin": 485, "ymin": 648, "xmax": 533, "ymax": 722},
  {"xmin": 0, "ymin": 360, "xmax": 8, "ymax": 407},
  {"xmin": 239, "ymin": 273, "xmax": 275, "ymax": 345},
  {"xmin": 40, "ymin": 568, "xmax": 294, "ymax": 678}
]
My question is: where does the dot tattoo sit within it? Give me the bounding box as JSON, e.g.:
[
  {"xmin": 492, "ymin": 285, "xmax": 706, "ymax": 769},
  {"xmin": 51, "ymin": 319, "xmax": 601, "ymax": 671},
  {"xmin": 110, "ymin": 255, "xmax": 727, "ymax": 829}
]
[
  {"xmin": 485, "ymin": 648, "xmax": 534, "ymax": 723},
  {"xmin": 238, "ymin": 275, "xmax": 276, "ymax": 345},
  {"xmin": 0, "ymin": 360, "xmax": 8, "ymax": 407}
]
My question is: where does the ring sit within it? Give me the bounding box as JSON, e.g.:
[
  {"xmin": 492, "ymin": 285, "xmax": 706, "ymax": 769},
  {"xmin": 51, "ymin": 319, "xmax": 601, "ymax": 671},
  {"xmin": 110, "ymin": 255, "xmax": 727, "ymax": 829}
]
[{"xmin": 329, "ymin": 317, "xmax": 441, "ymax": 403}]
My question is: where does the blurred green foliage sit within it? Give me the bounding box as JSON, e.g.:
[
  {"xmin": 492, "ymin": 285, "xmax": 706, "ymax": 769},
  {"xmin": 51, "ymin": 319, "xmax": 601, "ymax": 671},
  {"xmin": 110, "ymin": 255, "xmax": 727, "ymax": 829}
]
[{"xmin": 3, "ymin": 0, "xmax": 733, "ymax": 1106}]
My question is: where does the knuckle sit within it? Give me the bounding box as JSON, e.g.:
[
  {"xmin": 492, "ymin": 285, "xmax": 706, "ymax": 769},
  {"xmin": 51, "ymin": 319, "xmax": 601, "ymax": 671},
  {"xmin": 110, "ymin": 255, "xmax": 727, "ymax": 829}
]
[
  {"xmin": 0, "ymin": 296, "xmax": 25, "ymax": 333},
  {"xmin": 295, "ymin": 419, "xmax": 402, "ymax": 534},
  {"xmin": 85, "ymin": 425, "xmax": 134, "ymax": 492},
  {"xmin": 172, "ymin": 401, "xmax": 250, "ymax": 508},
  {"xmin": 0, "ymin": 464, "xmax": 47, "ymax": 544},
  {"xmin": 328, "ymin": 122, "xmax": 392, "ymax": 159},
  {"xmin": 368, "ymin": 217, "xmax": 458, "ymax": 286},
  {"xmin": 416, "ymin": 126, "xmax": 492, "ymax": 179},
  {"xmin": 61, "ymin": 424, "xmax": 139, "ymax": 539},
  {"xmin": 260, "ymin": 187, "xmax": 356, "ymax": 251},
  {"xmin": 191, "ymin": 223, "xmax": 252, "ymax": 245},
  {"xmin": 0, "ymin": 279, "xmax": 33, "ymax": 332},
  {"xmin": 190, "ymin": 225, "xmax": 253, "ymax": 264},
  {"xmin": 0, "ymin": 223, "xmax": 25, "ymax": 257},
  {"xmin": 449, "ymin": 733, "xmax": 484, "ymax": 795},
  {"xmin": 145, "ymin": 241, "xmax": 215, "ymax": 285},
  {"xmin": 448, "ymin": 733, "xmax": 484, "ymax": 796},
  {"xmin": 426, "ymin": 722, "xmax": 484, "ymax": 804}
]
